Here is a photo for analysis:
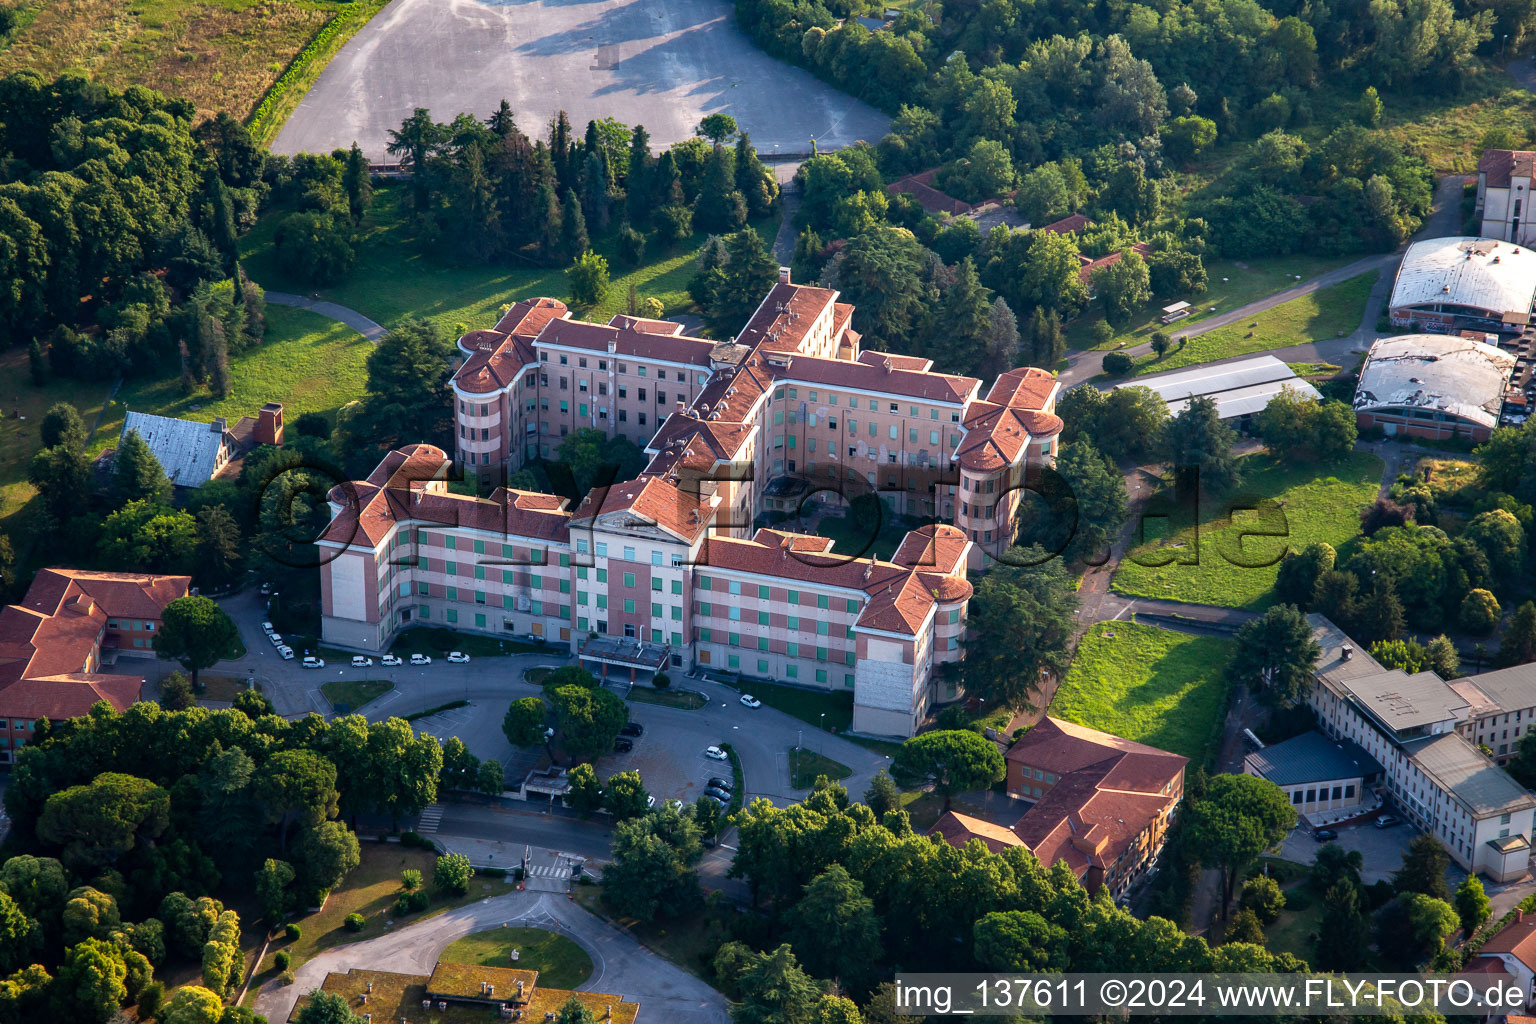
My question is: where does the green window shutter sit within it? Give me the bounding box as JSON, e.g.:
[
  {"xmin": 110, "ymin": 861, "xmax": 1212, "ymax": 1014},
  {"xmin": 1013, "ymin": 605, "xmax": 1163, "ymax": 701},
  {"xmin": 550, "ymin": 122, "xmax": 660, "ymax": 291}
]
[
  {"xmin": 624, "ymin": 599, "xmax": 635, "ymax": 614},
  {"xmin": 758, "ymin": 611, "xmax": 769, "ymax": 625}
]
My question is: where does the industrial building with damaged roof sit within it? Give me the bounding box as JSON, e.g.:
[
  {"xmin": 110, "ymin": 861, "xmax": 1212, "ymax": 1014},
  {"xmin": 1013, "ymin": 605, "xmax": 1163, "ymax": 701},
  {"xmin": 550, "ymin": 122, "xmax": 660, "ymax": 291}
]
[
  {"xmin": 1389, "ymin": 236, "xmax": 1536, "ymax": 333},
  {"xmin": 1353, "ymin": 333, "xmax": 1516, "ymax": 441}
]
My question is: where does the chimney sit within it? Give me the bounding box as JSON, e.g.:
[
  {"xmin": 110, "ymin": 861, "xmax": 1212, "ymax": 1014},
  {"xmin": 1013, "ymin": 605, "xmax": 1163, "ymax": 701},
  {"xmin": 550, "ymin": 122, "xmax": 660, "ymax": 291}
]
[
  {"xmin": 1519, "ymin": 909, "xmax": 1525, "ymax": 924},
  {"xmin": 676, "ymin": 400, "xmax": 685, "ymax": 413},
  {"xmin": 778, "ymin": 266, "xmax": 791, "ymax": 285},
  {"xmin": 1342, "ymin": 644, "xmax": 1353, "ymax": 661},
  {"xmin": 256, "ymin": 402, "xmax": 284, "ymax": 446}
]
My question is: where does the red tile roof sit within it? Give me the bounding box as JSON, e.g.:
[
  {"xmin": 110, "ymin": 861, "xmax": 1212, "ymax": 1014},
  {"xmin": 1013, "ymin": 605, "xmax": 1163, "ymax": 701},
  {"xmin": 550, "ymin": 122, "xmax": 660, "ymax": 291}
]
[
  {"xmin": 536, "ymin": 319, "xmax": 716, "ymax": 367},
  {"xmin": 1078, "ymin": 243, "xmax": 1153, "ymax": 285},
  {"xmin": 1040, "ymin": 213, "xmax": 1091, "ymax": 235},
  {"xmin": 892, "ymin": 524, "xmax": 970, "ymax": 573},
  {"xmin": 930, "ymin": 810, "xmax": 1023, "ymax": 854},
  {"xmin": 1477, "ymin": 913, "xmax": 1536, "ymax": 972},
  {"xmin": 1480, "ymin": 149, "xmax": 1536, "ymax": 190},
  {"xmin": 736, "ymin": 282, "xmax": 839, "ymax": 353},
  {"xmin": 885, "ymin": 169, "xmax": 972, "ymax": 217},
  {"xmin": 607, "ymin": 313, "xmax": 684, "ymax": 335},
  {"xmin": 494, "ymin": 297, "xmax": 569, "ymax": 335},
  {"xmin": 572, "ymin": 475, "xmax": 714, "ymax": 543},
  {"xmin": 0, "ymin": 674, "xmax": 142, "ymax": 718}
]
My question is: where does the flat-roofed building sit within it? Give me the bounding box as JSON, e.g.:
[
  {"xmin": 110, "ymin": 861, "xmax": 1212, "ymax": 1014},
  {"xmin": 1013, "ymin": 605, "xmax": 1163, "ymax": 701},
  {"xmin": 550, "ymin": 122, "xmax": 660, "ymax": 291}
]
[
  {"xmin": 1389, "ymin": 236, "xmax": 1536, "ymax": 334},
  {"xmin": 1243, "ymin": 730, "xmax": 1382, "ymax": 819},
  {"xmin": 1117, "ymin": 354, "xmax": 1321, "ymax": 427},
  {"xmin": 1353, "ymin": 334, "xmax": 1515, "ymax": 441}
]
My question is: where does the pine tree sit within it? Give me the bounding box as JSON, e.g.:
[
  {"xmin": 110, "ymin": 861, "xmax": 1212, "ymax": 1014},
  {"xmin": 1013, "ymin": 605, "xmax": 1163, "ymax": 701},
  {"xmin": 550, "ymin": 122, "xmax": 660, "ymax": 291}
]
[
  {"xmin": 985, "ymin": 297, "xmax": 1019, "ymax": 379},
  {"xmin": 28, "ymin": 337, "xmax": 48, "ymax": 385},
  {"xmin": 694, "ymin": 145, "xmax": 746, "ymax": 234},
  {"xmin": 581, "ymin": 151, "xmax": 610, "ymax": 232},
  {"xmin": 560, "ymin": 188, "xmax": 588, "ymax": 261},
  {"xmin": 733, "ymin": 131, "xmax": 777, "ymax": 217},
  {"xmin": 207, "ymin": 316, "xmax": 231, "ymax": 399},
  {"xmin": 549, "ymin": 111, "xmax": 574, "ymax": 192},
  {"xmin": 715, "ymin": 228, "xmax": 779, "ymax": 330},
  {"xmin": 625, "ymin": 125, "xmax": 653, "ymax": 226},
  {"xmin": 114, "ymin": 429, "xmax": 173, "ymax": 505},
  {"xmin": 930, "ymin": 257, "xmax": 992, "ymax": 376},
  {"xmin": 342, "ymin": 142, "xmax": 372, "ymax": 224},
  {"xmin": 1315, "ymin": 881, "xmax": 1370, "ymax": 970},
  {"xmin": 537, "ymin": 182, "xmax": 563, "ymax": 264},
  {"xmin": 450, "ymin": 143, "xmax": 502, "ymax": 256}
]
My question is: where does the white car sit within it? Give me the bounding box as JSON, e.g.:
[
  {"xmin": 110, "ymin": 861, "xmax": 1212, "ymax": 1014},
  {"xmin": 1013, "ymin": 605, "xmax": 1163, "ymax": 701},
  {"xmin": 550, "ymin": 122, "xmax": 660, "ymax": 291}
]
[
  {"xmin": 446, "ymin": 651, "xmax": 470, "ymax": 664},
  {"xmin": 381, "ymin": 654, "xmax": 403, "ymax": 667},
  {"xmin": 259, "ymin": 582, "xmax": 274, "ymax": 596},
  {"xmin": 268, "ymin": 633, "xmax": 284, "ymax": 646},
  {"xmin": 409, "ymin": 654, "xmax": 432, "ymax": 666},
  {"xmin": 350, "ymin": 656, "xmax": 373, "ymax": 668},
  {"xmin": 277, "ymin": 646, "xmax": 295, "ymax": 660},
  {"xmin": 302, "ymin": 657, "xmax": 325, "ymax": 669},
  {"xmin": 704, "ymin": 745, "xmax": 728, "ymax": 761},
  {"xmin": 739, "ymin": 694, "xmax": 762, "ymax": 709},
  {"xmin": 261, "ymin": 621, "xmax": 275, "ymax": 635},
  {"xmin": 646, "ymin": 794, "xmax": 656, "ymax": 809}
]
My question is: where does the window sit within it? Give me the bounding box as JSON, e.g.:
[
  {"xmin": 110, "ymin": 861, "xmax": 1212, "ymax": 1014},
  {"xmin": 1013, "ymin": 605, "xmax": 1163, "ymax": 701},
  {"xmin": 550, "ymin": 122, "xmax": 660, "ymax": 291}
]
[
  {"xmin": 700, "ymin": 601, "xmax": 712, "ymax": 616},
  {"xmin": 624, "ymin": 572, "xmax": 636, "ymax": 587},
  {"xmin": 652, "ymin": 602, "xmax": 663, "ymax": 617},
  {"xmin": 788, "ymin": 642, "xmax": 799, "ymax": 657},
  {"xmin": 787, "ymin": 616, "xmax": 799, "ymax": 630},
  {"xmin": 624, "ymin": 599, "xmax": 636, "ymax": 614},
  {"xmin": 758, "ymin": 637, "xmax": 769, "ymax": 651},
  {"xmin": 728, "ymin": 607, "xmax": 742, "ymax": 621},
  {"xmin": 623, "ymin": 546, "xmax": 636, "ymax": 560},
  {"xmin": 729, "ymin": 580, "xmax": 742, "ymax": 595},
  {"xmin": 671, "ymin": 580, "xmax": 683, "ymax": 594},
  {"xmin": 651, "ymin": 578, "xmax": 663, "ymax": 592},
  {"xmin": 846, "ymin": 599, "xmax": 859, "ymax": 613},
  {"xmin": 758, "ymin": 610, "xmax": 769, "ymax": 625}
]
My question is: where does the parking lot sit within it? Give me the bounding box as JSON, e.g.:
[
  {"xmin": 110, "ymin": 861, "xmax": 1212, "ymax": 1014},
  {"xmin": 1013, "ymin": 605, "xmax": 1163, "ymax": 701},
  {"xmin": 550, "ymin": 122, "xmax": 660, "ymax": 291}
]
[
  {"xmin": 1278, "ymin": 819, "xmax": 1417, "ymax": 883},
  {"xmin": 272, "ymin": 0, "xmax": 890, "ymax": 159}
]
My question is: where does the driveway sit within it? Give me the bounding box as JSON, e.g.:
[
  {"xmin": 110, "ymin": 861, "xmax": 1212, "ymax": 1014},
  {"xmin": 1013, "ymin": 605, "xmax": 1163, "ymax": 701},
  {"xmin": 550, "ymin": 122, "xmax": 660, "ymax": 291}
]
[
  {"xmin": 272, "ymin": 0, "xmax": 890, "ymax": 159},
  {"xmin": 253, "ymin": 890, "xmax": 729, "ymax": 1023},
  {"xmin": 1277, "ymin": 821, "xmax": 1417, "ymax": 885}
]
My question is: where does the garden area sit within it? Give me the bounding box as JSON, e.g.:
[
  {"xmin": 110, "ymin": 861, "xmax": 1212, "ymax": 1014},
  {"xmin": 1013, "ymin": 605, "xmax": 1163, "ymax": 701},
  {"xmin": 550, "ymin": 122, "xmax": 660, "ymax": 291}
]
[
  {"xmin": 1048, "ymin": 621, "xmax": 1235, "ymax": 766},
  {"xmin": 440, "ymin": 926, "xmax": 593, "ymax": 989},
  {"xmin": 239, "ymin": 183, "xmax": 779, "ymax": 341},
  {"xmin": 1111, "ymin": 450, "xmax": 1384, "ymax": 609},
  {"xmin": 1121, "ymin": 271, "xmax": 1378, "ymax": 378}
]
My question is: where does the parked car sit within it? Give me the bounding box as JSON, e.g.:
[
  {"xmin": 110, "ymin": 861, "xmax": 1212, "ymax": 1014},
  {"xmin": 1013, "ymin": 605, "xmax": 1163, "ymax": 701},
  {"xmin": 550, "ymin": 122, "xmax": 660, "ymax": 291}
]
[
  {"xmin": 613, "ymin": 738, "xmax": 634, "ymax": 753},
  {"xmin": 261, "ymin": 621, "xmax": 275, "ymax": 635},
  {"xmin": 350, "ymin": 656, "xmax": 373, "ymax": 668},
  {"xmin": 1375, "ymin": 814, "xmax": 1401, "ymax": 829},
  {"xmin": 302, "ymin": 657, "xmax": 325, "ymax": 669},
  {"xmin": 1313, "ymin": 828, "xmax": 1339, "ymax": 842},
  {"xmin": 704, "ymin": 792, "xmax": 728, "ymax": 807},
  {"xmin": 381, "ymin": 654, "xmax": 403, "ymax": 667},
  {"xmin": 620, "ymin": 722, "xmax": 644, "ymax": 737},
  {"xmin": 259, "ymin": 582, "xmax": 274, "ymax": 596},
  {"xmin": 704, "ymin": 745, "xmax": 728, "ymax": 761},
  {"xmin": 707, "ymin": 776, "xmax": 733, "ymax": 792},
  {"xmin": 409, "ymin": 654, "xmax": 432, "ymax": 666},
  {"xmin": 276, "ymin": 646, "xmax": 295, "ymax": 660},
  {"xmin": 645, "ymin": 795, "xmax": 656, "ymax": 809},
  {"xmin": 446, "ymin": 651, "xmax": 470, "ymax": 664},
  {"xmin": 705, "ymin": 786, "xmax": 732, "ymax": 801},
  {"xmin": 739, "ymin": 694, "xmax": 762, "ymax": 709},
  {"xmin": 268, "ymin": 633, "xmax": 284, "ymax": 646}
]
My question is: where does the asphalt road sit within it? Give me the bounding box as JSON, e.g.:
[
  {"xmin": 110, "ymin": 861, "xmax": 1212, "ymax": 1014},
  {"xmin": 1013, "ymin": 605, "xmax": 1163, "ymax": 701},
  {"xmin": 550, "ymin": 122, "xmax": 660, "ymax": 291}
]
[{"xmin": 272, "ymin": 0, "xmax": 891, "ymax": 159}]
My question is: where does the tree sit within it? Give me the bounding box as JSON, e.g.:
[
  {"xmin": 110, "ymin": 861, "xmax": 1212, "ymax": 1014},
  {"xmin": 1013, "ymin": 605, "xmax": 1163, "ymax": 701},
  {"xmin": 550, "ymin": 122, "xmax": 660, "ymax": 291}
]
[
  {"xmin": 1274, "ymin": 542, "xmax": 1335, "ymax": 608},
  {"xmin": 342, "ymin": 142, "xmax": 372, "ymax": 224},
  {"xmin": 601, "ymin": 812, "xmax": 703, "ymax": 921},
  {"xmin": 1091, "ymin": 249, "xmax": 1151, "ymax": 326},
  {"xmin": 160, "ymin": 671, "xmax": 195, "ymax": 711},
  {"xmin": 565, "ymin": 762, "xmax": 604, "ymax": 814},
  {"xmin": 1016, "ymin": 164, "xmax": 1071, "ymax": 226},
  {"xmin": 475, "ymin": 758, "xmax": 505, "ymax": 796},
  {"xmin": 1239, "ymin": 875, "xmax": 1285, "ymax": 924},
  {"xmin": 1226, "ymin": 605, "xmax": 1320, "ymax": 707},
  {"xmin": 954, "ymin": 558, "xmax": 1078, "ymax": 710},
  {"xmin": 38, "ymin": 772, "xmax": 170, "ymax": 871},
  {"xmin": 364, "ymin": 718, "xmax": 442, "ymax": 828},
  {"xmin": 113, "ymin": 428, "xmax": 172, "ymax": 506},
  {"xmin": 1501, "ymin": 601, "xmax": 1536, "ymax": 665},
  {"xmin": 294, "ymin": 990, "xmax": 366, "ymax": 1024},
  {"xmin": 1163, "ymin": 395, "xmax": 1241, "ymax": 495},
  {"xmin": 41, "ymin": 402, "xmax": 87, "ymax": 451},
  {"xmin": 154, "ymin": 595, "xmax": 238, "ymax": 687},
  {"xmin": 273, "ymin": 212, "xmax": 355, "ymax": 285},
  {"xmin": 733, "ymin": 944, "xmax": 821, "ymax": 1024},
  {"xmin": 1426, "ymin": 635, "xmax": 1460, "ymax": 678},
  {"xmin": 362, "ymin": 317, "xmax": 455, "ymax": 447},
  {"xmin": 1314, "ymin": 879, "xmax": 1371, "ymax": 970},
  {"xmin": 200, "ymin": 909, "xmax": 242, "ymax": 997},
  {"xmin": 1183, "ymin": 774, "xmax": 1297, "ymax": 917},
  {"xmin": 233, "ymin": 688, "xmax": 275, "ymax": 719},
  {"xmin": 556, "ymin": 996, "xmax": 598, "ymax": 1024},
  {"xmin": 1102, "ymin": 351, "xmax": 1133, "ymax": 375},
  {"xmin": 1376, "ymin": 893, "xmax": 1458, "ymax": 969},
  {"xmin": 1254, "ymin": 392, "xmax": 1358, "ymax": 462},
  {"xmin": 1394, "ymin": 834, "xmax": 1450, "ymax": 900},
  {"xmin": 254, "ymin": 749, "xmax": 339, "ymax": 853},
  {"xmin": 1163, "ymin": 116, "xmax": 1218, "ymax": 166},
  {"xmin": 1048, "ymin": 438, "xmax": 1129, "ymax": 563},
  {"xmin": 833, "ymin": 226, "xmax": 932, "ymax": 351},
  {"xmin": 387, "ymin": 108, "xmax": 446, "ymax": 212},
  {"xmin": 192, "ymin": 505, "xmax": 242, "ymax": 588},
  {"xmin": 0, "ymin": 892, "xmax": 37, "ymax": 974},
  {"xmin": 55, "ymin": 938, "xmax": 128, "ymax": 1023},
  {"xmin": 891, "ymin": 730, "xmax": 1005, "ymax": 810},
  {"xmin": 504, "ymin": 697, "xmax": 549, "ymax": 747},
  {"xmin": 435, "ymin": 852, "xmax": 473, "ymax": 895},
  {"xmin": 28, "ymin": 443, "xmax": 91, "ymax": 525},
  {"xmin": 62, "ymin": 886, "xmax": 119, "ymax": 944},
  {"xmin": 549, "ymin": 684, "xmax": 629, "ymax": 761},
  {"xmin": 255, "ymin": 858, "xmax": 295, "ymax": 923},
  {"xmin": 1455, "ymin": 874, "xmax": 1490, "ymax": 938},
  {"xmin": 696, "ymin": 113, "xmax": 739, "ymax": 145},
  {"xmin": 160, "ymin": 986, "xmax": 226, "ymax": 1024},
  {"xmin": 0, "ymin": 855, "xmax": 67, "ymax": 923},
  {"xmin": 786, "ymin": 864, "xmax": 883, "ymax": 987},
  {"xmin": 602, "ymin": 770, "xmax": 651, "ymax": 821},
  {"xmin": 1224, "ymin": 908, "xmax": 1266, "ymax": 945},
  {"xmin": 864, "ymin": 769, "xmax": 900, "ymax": 820},
  {"xmin": 973, "ymin": 910, "xmax": 1068, "ymax": 972},
  {"xmin": 1358, "ymin": 85, "xmax": 1383, "ymax": 126},
  {"xmin": 1461, "ymin": 589, "xmax": 1501, "ymax": 634},
  {"xmin": 924, "ymin": 257, "xmax": 993, "ymax": 378}
]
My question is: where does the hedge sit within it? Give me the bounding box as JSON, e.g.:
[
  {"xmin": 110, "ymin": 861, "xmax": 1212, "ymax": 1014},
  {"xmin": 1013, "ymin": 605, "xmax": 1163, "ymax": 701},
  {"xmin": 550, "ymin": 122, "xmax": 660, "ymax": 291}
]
[{"xmin": 246, "ymin": 1, "xmax": 390, "ymax": 144}]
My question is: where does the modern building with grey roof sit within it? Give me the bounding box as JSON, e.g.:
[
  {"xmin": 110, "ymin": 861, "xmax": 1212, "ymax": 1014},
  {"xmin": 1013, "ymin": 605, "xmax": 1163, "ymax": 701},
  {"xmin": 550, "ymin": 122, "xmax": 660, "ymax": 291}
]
[
  {"xmin": 1244, "ymin": 731, "xmax": 1382, "ymax": 820},
  {"xmin": 1307, "ymin": 613, "xmax": 1536, "ymax": 881},
  {"xmin": 1353, "ymin": 334, "xmax": 1515, "ymax": 442},
  {"xmin": 1116, "ymin": 355, "xmax": 1321, "ymax": 424},
  {"xmin": 1452, "ymin": 663, "xmax": 1536, "ymax": 764}
]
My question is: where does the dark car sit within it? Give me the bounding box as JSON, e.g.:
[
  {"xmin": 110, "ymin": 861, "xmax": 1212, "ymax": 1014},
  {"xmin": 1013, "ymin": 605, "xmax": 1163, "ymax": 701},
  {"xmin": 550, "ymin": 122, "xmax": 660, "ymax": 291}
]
[
  {"xmin": 707, "ymin": 776, "xmax": 734, "ymax": 792},
  {"xmin": 613, "ymin": 738, "xmax": 634, "ymax": 753},
  {"xmin": 620, "ymin": 722, "xmax": 644, "ymax": 737},
  {"xmin": 1313, "ymin": 828, "xmax": 1339, "ymax": 842},
  {"xmin": 706, "ymin": 786, "xmax": 732, "ymax": 801}
]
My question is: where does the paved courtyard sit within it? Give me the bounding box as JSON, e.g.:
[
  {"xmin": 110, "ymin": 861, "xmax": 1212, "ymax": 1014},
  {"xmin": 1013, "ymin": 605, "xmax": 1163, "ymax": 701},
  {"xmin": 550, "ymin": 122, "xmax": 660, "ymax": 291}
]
[{"xmin": 273, "ymin": 0, "xmax": 891, "ymax": 159}]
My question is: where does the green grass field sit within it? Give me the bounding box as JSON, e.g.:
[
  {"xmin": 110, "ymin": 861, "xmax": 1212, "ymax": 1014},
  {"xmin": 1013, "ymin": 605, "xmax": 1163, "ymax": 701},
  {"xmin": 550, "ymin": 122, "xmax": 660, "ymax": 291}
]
[
  {"xmin": 1050, "ymin": 621, "xmax": 1234, "ymax": 765},
  {"xmin": 1067, "ymin": 255, "xmax": 1358, "ymax": 353},
  {"xmin": 440, "ymin": 926, "xmax": 593, "ymax": 990},
  {"xmin": 0, "ymin": 0, "xmax": 353, "ymax": 123},
  {"xmin": 320, "ymin": 678, "xmax": 392, "ymax": 712},
  {"xmin": 626, "ymin": 687, "xmax": 709, "ymax": 710},
  {"xmin": 240, "ymin": 184, "xmax": 780, "ymax": 342},
  {"xmin": 788, "ymin": 747, "xmax": 852, "ymax": 789},
  {"xmin": 1122, "ymin": 271, "xmax": 1378, "ymax": 378},
  {"xmin": 1111, "ymin": 450, "xmax": 1384, "ymax": 609}
]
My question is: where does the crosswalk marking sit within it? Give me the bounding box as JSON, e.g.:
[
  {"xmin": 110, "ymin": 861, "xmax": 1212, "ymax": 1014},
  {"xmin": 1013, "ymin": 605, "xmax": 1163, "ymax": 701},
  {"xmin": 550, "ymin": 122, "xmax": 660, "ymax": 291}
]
[
  {"xmin": 416, "ymin": 805, "xmax": 444, "ymax": 833},
  {"xmin": 524, "ymin": 862, "xmax": 568, "ymax": 878}
]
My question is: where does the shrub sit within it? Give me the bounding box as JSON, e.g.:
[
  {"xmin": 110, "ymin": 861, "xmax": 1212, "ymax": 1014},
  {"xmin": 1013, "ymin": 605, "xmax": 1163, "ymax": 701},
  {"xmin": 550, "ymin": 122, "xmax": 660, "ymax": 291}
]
[
  {"xmin": 284, "ymin": 923, "xmax": 301, "ymax": 942},
  {"xmin": 1091, "ymin": 321, "xmax": 1115, "ymax": 346},
  {"xmin": 400, "ymin": 830, "xmax": 433, "ymax": 850},
  {"xmin": 408, "ymin": 889, "xmax": 430, "ymax": 912},
  {"xmin": 401, "ymin": 869, "xmax": 422, "ymax": 892},
  {"xmin": 274, "ymin": 950, "xmax": 291, "ymax": 971},
  {"xmin": 279, "ymin": 971, "xmax": 295, "ymax": 986},
  {"xmin": 479, "ymin": 866, "xmax": 507, "ymax": 878},
  {"xmin": 1103, "ymin": 351, "xmax": 1134, "ymax": 375},
  {"xmin": 652, "ymin": 671, "xmax": 671, "ymax": 690},
  {"xmin": 1462, "ymin": 589, "xmax": 1501, "ymax": 634},
  {"xmin": 618, "ymin": 224, "xmax": 646, "ymax": 266},
  {"xmin": 435, "ymin": 852, "xmax": 474, "ymax": 895},
  {"xmin": 394, "ymin": 895, "xmax": 414, "ymax": 916},
  {"xmin": 137, "ymin": 981, "xmax": 164, "ymax": 1019},
  {"xmin": 343, "ymin": 913, "xmax": 365, "ymax": 932}
]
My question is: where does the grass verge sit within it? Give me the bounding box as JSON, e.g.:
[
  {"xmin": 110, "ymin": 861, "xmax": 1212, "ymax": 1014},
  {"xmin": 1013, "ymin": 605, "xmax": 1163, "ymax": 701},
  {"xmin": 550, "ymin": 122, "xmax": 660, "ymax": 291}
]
[
  {"xmin": 389, "ymin": 627, "xmax": 548, "ymax": 659},
  {"xmin": 788, "ymin": 747, "xmax": 852, "ymax": 789},
  {"xmin": 570, "ymin": 885, "xmax": 733, "ymax": 982},
  {"xmin": 1111, "ymin": 450, "xmax": 1383, "ymax": 609},
  {"xmin": 1121, "ymin": 271, "xmax": 1378, "ymax": 378},
  {"xmin": 1050, "ymin": 621, "xmax": 1235, "ymax": 765},
  {"xmin": 626, "ymin": 687, "xmax": 709, "ymax": 710},
  {"xmin": 440, "ymin": 926, "xmax": 593, "ymax": 990},
  {"xmin": 193, "ymin": 674, "xmax": 256, "ymax": 703},
  {"xmin": 320, "ymin": 678, "xmax": 393, "ymax": 713}
]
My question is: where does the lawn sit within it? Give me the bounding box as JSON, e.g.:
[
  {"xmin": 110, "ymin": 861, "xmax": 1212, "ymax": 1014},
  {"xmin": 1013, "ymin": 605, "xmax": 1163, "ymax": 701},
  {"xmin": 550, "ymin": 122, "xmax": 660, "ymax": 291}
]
[
  {"xmin": 440, "ymin": 925, "xmax": 593, "ymax": 990},
  {"xmin": 1050, "ymin": 621, "xmax": 1235, "ymax": 765},
  {"xmin": 1066, "ymin": 254, "xmax": 1358, "ymax": 353},
  {"xmin": 1111, "ymin": 450, "xmax": 1384, "ymax": 609},
  {"xmin": 1121, "ymin": 271, "xmax": 1379, "ymax": 378},
  {"xmin": 240, "ymin": 184, "xmax": 780, "ymax": 341},
  {"xmin": 626, "ymin": 686, "xmax": 709, "ymax": 710},
  {"xmin": 194, "ymin": 674, "xmax": 257, "ymax": 703},
  {"xmin": 0, "ymin": 0, "xmax": 367, "ymax": 123},
  {"xmin": 788, "ymin": 747, "xmax": 852, "ymax": 789},
  {"xmin": 248, "ymin": 842, "xmax": 517, "ymax": 986},
  {"xmin": 389, "ymin": 627, "xmax": 548, "ymax": 659},
  {"xmin": 571, "ymin": 884, "xmax": 732, "ymax": 981},
  {"xmin": 1375, "ymin": 68, "xmax": 1536, "ymax": 173},
  {"xmin": 730, "ymin": 681, "xmax": 903, "ymax": 757},
  {"xmin": 320, "ymin": 678, "xmax": 393, "ymax": 713}
]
